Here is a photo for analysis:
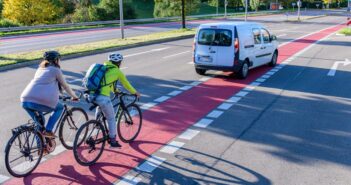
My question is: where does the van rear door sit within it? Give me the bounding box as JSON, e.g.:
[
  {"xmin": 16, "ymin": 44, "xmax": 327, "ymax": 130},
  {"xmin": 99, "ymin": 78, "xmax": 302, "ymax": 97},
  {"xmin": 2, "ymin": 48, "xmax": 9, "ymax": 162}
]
[
  {"xmin": 215, "ymin": 28, "xmax": 234, "ymax": 67},
  {"xmin": 195, "ymin": 28, "xmax": 217, "ymax": 66}
]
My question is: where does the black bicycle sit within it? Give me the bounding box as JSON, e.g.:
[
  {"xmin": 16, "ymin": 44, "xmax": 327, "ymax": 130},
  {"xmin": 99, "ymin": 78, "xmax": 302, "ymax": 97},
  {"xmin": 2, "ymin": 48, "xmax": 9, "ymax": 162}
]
[
  {"xmin": 4, "ymin": 96, "xmax": 88, "ymax": 177},
  {"xmin": 73, "ymin": 90, "xmax": 142, "ymax": 166}
]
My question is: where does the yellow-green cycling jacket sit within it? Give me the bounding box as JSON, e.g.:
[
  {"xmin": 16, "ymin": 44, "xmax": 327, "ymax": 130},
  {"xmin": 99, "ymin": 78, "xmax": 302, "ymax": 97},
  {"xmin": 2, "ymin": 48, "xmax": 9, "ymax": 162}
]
[{"xmin": 100, "ymin": 61, "xmax": 136, "ymax": 97}]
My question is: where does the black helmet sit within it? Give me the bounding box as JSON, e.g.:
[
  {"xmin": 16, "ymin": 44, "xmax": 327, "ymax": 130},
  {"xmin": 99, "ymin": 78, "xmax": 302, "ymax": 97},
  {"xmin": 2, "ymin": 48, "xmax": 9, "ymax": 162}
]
[{"xmin": 43, "ymin": 51, "xmax": 61, "ymax": 62}]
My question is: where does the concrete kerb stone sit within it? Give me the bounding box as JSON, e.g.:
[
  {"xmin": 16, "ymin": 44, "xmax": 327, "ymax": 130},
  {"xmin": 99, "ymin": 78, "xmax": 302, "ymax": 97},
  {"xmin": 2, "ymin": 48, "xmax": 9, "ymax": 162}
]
[{"xmin": 0, "ymin": 34, "xmax": 195, "ymax": 72}]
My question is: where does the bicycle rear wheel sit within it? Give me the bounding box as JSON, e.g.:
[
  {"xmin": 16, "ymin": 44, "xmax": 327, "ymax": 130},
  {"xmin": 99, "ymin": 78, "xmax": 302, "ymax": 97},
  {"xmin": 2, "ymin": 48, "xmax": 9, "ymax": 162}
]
[
  {"xmin": 73, "ymin": 120, "xmax": 106, "ymax": 166},
  {"xmin": 5, "ymin": 129, "xmax": 43, "ymax": 177},
  {"xmin": 117, "ymin": 104, "xmax": 142, "ymax": 143},
  {"xmin": 59, "ymin": 107, "xmax": 88, "ymax": 150}
]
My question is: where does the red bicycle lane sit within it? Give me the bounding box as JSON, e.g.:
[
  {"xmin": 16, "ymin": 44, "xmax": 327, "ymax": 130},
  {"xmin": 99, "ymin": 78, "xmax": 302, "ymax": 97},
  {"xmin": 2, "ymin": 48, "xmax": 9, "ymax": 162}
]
[{"xmin": 4, "ymin": 23, "xmax": 345, "ymax": 185}]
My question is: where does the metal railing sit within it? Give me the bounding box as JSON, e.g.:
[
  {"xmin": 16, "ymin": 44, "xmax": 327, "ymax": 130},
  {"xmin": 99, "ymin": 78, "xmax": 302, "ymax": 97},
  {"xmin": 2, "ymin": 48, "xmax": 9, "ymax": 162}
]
[{"xmin": 0, "ymin": 10, "xmax": 279, "ymax": 32}]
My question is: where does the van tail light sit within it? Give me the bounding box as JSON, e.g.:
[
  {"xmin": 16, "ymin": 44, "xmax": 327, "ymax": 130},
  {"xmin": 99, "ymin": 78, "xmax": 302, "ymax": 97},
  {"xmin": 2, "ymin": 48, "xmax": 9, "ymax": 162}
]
[{"xmin": 234, "ymin": 38, "xmax": 239, "ymax": 53}]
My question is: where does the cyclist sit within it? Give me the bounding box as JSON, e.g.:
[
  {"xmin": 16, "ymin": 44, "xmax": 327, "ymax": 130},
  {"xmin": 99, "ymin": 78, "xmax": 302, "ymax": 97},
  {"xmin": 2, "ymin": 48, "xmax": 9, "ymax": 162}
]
[
  {"xmin": 93, "ymin": 53, "xmax": 140, "ymax": 148},
  {"xmin": 20, "ymin": 51, "xmax": 79, "ymax": 138}
]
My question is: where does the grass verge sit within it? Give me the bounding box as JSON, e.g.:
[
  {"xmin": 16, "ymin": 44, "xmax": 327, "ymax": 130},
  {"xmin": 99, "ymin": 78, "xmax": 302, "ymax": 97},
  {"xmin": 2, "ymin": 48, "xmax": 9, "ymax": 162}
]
[
  {"xmin": 339, "ymin": 27, "xmax": 351, "ymax": 35},
  {"xmin": 0, "ymin": 11, "xmax": 281, "ymax": 37},
  {"xmin": 0, "ymin": 28, "xmax": 196, "ymax": 67}
]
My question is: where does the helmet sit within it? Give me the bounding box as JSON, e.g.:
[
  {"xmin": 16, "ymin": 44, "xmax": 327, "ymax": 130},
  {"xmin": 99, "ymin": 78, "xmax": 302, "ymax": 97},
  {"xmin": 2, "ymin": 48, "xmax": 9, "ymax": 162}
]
[
  {"xmin": 108, "ymin": 53, "xmax": 123, "ymax": 63},
  {"xmin": 43, "ymin": 51, "xmax": 61, "ymax": 62}
]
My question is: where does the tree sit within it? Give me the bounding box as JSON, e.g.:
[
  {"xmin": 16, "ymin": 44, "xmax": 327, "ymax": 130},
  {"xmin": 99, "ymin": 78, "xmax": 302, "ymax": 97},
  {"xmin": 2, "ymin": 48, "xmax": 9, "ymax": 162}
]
[
  {"xmin": 153, "ymin": 0, "xmax": 201, "ymax": 18},
  {"xmin": 2, "ymin": 0, "xmax": 62, "ymax": 25},
  {"xmin": 250, "ymin": 0, "xmax": 260, "ymax": 11},
  {"xmin": 0, "ymin": 0, "xmax": 3, "ymax": 18}
]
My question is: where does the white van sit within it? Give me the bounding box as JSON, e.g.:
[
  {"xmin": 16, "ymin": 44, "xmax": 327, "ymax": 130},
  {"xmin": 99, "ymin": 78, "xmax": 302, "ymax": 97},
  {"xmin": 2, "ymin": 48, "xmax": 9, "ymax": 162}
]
[{"xmin": 193, "ymin": 22, "xmax": 278, "ymax": 79}]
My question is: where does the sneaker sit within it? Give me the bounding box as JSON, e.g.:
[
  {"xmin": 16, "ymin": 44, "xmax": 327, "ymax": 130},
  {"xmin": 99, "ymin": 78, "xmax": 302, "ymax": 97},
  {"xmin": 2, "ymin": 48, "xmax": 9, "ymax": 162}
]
[
  {"xmin": 110, "ymin": 139, "xmax": 122, "ymax": 148},
  {"xmin": 42, "ymin": 131, "xmax": 56, "ymax": 138}
]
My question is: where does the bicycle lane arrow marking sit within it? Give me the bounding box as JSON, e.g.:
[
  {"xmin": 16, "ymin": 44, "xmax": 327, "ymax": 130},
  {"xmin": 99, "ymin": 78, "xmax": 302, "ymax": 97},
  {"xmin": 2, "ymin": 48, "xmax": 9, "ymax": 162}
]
[
  {"xmin": 327, "ymin": 58, "xmax": 351, "ymax": 76},
  {"xmin": 3, "ymin": 24, "xmax": 345, "ymax": 185}
]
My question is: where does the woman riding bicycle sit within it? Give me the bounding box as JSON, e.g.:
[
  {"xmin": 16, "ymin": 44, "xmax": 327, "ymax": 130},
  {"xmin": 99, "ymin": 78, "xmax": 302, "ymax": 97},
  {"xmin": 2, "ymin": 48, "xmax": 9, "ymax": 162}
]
[
  {"xmin": 20, "ymin": 51, "xmax": 79, "ymax": 138},
  {"xmin": 93, "ymin": 53, "xmax": 140, "ymax": 148}
]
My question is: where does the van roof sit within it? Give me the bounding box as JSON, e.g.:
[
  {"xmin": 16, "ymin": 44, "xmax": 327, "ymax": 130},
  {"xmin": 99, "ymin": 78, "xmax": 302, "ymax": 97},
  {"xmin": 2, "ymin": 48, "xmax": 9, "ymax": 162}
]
[{"xmin": 199, "ymin": 21, "xmax": 262, "ymax": 28}]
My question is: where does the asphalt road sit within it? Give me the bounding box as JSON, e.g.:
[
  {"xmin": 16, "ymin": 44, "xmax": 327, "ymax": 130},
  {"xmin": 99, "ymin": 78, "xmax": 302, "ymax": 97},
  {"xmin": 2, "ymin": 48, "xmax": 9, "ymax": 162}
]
[
  {"xmin": 0, "ymin": 15, "xmax": 349, "ymax": 184},
  {"xmin": 0, "ymin": 10, "xmax": 348, "ymax": 55}
]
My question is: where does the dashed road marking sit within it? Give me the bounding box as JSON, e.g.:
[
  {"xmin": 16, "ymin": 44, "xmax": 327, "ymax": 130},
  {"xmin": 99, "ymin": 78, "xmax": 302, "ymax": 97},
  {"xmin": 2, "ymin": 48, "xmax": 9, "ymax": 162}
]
[
  {"xmin": 194, "ymin": 118, "xmax": 213, "ymax": 128},
  {"xmin": 218, "ymin": 103, "xmax": 234, "ymax": 110},
  {"xmin": 179, "ymin": 86, "xmax": 192, "ymax": 91},
  {"xmin": 256, "ymin": 78, "xmax": 266, "ymax": 83},
  {"xmin": 160, "ymin": 141, "xmax": 185, "ymax": 154},
  {"xmin": 136, "ymin": 155, "xmax": 166, "ymax": 173},
  {"xmin": 199, "ymin": 77, "xmax": 211, "ymax": 82},
  {"xmin": 190, "ymin": 81, "xmax": 202, "ymax": 86},
  {"xmin": 178, "ymin": 129, "xmax": 200, "ymax": 140},
  {"xmin": 154, "ymin": 96, "xmax": 170, "ymax": 103},
  {"xmin": 114, "ymin": 175, "xmax": 141, "ymax": 185},
  {"xmin": 261, "ymin": 75, "xmax": 271, "ymax": 79},
  {"xmin": 226, "ymin": 96, "xmax": 242, "ymax": 103},
  {"xmin": 125, "ymin": 47, "xmax": 170, "ymax": 58},
  {"xmin": 236, "ymin": 91, "xmax": 249, "ymax": 97},
  {"xmin": 163, "ymin": 51, "xmax": 191, "ymax": 59},
  {"xmin": 207, "ymin": 110, "xmax": 223, "ymax": 118},
  {"xmin": 265, "ymin": 71, "xmax": 276, "ymax": 75},
  {"xmin": 140, "ymin": 102, "xmax": 157, "ymax": 110},
  {"xmin": 168, "ymin": 90, "xmax": 182, "ymax": 96}
]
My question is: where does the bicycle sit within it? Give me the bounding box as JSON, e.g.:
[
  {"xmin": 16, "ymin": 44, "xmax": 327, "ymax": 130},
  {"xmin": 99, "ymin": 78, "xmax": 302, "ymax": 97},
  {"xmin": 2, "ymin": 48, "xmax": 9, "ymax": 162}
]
[
  {"xmin": 73, "ymin": 89, "xmax": 142, "ymax": 166},
  {"xmin": 4, "ymin": 96, "xmax": 88, "ymax": 177}
]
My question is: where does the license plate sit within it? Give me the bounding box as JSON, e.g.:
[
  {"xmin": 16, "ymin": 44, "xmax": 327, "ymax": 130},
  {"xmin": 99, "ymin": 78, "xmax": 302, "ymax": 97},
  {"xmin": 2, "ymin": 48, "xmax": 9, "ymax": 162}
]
[{"xmin": 198, "ymin": 56, "xmax": 212, "ymax": 63}]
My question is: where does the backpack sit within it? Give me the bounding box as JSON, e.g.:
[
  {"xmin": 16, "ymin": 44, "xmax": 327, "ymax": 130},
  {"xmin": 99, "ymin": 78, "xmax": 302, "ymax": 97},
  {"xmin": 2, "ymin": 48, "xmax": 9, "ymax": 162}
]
[{"xmin": 82, "ymin": 63, "xmax": 112, "ymax": 93}]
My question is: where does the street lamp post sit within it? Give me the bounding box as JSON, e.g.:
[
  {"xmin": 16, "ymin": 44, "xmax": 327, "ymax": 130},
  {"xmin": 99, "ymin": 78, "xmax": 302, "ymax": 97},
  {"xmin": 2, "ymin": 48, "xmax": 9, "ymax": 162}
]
[
  {"xmin": 297, "ymin": 0, "xmax": 301, "ymax": 21},
  {"xmin": 181, "ymin": 0, "xmax": 186, "ymax": 29},
  {"xmin": 119, "ymin": 0, "xmax": 124, "ymax": 39},
  {"xmin": 217, "ymin": 0, "xmax": 219, "ymax": 15}
]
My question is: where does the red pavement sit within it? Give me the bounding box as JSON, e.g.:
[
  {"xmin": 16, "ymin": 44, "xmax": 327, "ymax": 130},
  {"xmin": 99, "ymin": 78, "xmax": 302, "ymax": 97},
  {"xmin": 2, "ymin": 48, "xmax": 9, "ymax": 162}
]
[{"xmin": 4, "ymin": 23, "xmax": 345, "ymax": 185}]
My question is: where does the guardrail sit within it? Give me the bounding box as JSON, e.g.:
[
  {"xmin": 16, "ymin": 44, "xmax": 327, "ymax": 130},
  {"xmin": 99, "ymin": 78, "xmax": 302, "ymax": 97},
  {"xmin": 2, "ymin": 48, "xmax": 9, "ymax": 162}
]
[{"xmin": 0, "ymin": 10, "xmax": 279, "ymax": 32}]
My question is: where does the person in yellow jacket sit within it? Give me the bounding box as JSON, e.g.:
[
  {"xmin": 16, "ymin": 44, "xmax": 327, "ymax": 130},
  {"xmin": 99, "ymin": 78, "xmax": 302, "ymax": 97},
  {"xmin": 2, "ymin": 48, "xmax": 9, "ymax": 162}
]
[{"xmin": 94, "ymin": 53, "xmax": 140, "ymax": 148}]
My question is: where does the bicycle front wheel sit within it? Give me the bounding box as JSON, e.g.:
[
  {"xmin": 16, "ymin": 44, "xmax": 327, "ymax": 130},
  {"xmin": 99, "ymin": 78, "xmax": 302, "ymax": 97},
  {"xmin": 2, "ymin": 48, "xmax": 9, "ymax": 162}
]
[
  {"xmin": 73, "ymin": 120, "xmax": 106, "ymax": 166},
  {"xmin": 5, "ymin": 129, "xmax": 43, "ymax": 177},
  {"xmin": 59, "ymin": 107, "xmax": 88, "ymax": 150},
  {"xmin": 117, "ymin": 104, "xmax": 142, "ymax": 143}
]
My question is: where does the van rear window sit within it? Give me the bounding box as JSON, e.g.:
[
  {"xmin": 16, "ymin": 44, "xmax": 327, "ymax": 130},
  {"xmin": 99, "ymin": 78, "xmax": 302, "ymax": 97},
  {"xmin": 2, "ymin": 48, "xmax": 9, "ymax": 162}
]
[{"xmin": 198, "ymin": 29, "xmax": 232, "ymax": 47}]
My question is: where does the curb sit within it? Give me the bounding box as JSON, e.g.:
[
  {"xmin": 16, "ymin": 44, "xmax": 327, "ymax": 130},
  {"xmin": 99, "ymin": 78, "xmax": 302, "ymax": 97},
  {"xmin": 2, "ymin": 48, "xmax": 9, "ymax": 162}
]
[
  {"xmin": 284, "ymin": 15, "xmax": 327, "ymax": 22},
  {"xmin": 0, "ymin": 34, "xmax": 195, "ymax": 72}
]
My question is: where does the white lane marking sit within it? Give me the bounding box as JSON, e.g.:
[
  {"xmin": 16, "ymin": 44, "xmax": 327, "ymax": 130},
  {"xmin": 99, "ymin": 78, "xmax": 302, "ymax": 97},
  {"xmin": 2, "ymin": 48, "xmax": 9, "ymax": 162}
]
[
  {"xmin": 188, "ymin": 61, "xmax": 194, "ymax": 64},
  {"xmin": 327, "ymin": 59, "xmax": 351, "ymax": 76},
  {"xmin": 281, "ymin": 61, "xmax": 289, "ymax": 64},
  {"xmin": 168, "ymin": 90, "xmax": 182, "ymax": 96},
  {"xmin": 178, "ymin": 129, "xmax": 200, "ymax": 140},
  {"xmin": 67, "ymin": 78, "xmax": 83, "ymax": 83},
  {"xmin": 278, "ymin": 23, "xmax": 344, "ymax": 47},
  {"xmin": 163, "ymin": 51, "xmax": 191, "ymax": 59},
  {"xmin": 261, "ymin": 75, "xmax": 271, "ymax": 79},
  {"xmin": 207, "ymin": 110, "xmax": 223, "ymax": 118},
  {"xmin": 256, "ymin": 78, "xmax": 266, "ymax": 83},
  {"xmin": 194, "ymin": 118, "xmax": 213, "ymax": 128},
  {"xmin": 0, "ymin": 174, "xmax": 10, "ymax": 183},
  {"xmin": 179, "ymin": 86, "xmax": 192, "ymax": 90},
  {"xmin": 50, "ymin": 145, "xmax": 66, "ymax": 156},
  {"xmin": 160, "ymin": 141, "xmax": 185, "ymax": 154},
  {"xmin": 218, "ymin": 103, "xmax": 234, "ymax": 110},
  {"xmin": 265, "ymin": 71, "xmax": 276, "ymax": 75},
  {"xmin": 136, "ymin": 155, "xmax": 166, "ymax": 173},
  {"xmin": 154, "ymin": 96, "xmax": 170, "ymax": 103},
  {"xmin": 277, "ymin": 34, "xmax": 287, "ymax": 37},
  {"xmin": 199, "ymin": 77, "xmax": 211, "ymax": 82},
  {"xmin": 190, "ymin": 81, "xmax": 202, "ymax": 86},
  {"xmin": 226, "ymin": 96, "xmax": 241, "ymax": 103},
  {"xmin": 124, "ymin": 47, "xmax": 170, "ymax": 58},
  {"xmin": 114, "ymin": 175, "xmax": 141, "ymax": 185},
  {"xmin": 236, "ymin": 91, "xmax": 249, "ymax": 97},
  {"xmin": 120, "ymin": 67, "xmax": 128, "ymax": 70},
  {"xmin": 140, "ymin": 102, "xmax": 157, "ymax": 110},
  {"xmin": 270, "ymin": 68, "xmax": 280, "ymax": 72}
]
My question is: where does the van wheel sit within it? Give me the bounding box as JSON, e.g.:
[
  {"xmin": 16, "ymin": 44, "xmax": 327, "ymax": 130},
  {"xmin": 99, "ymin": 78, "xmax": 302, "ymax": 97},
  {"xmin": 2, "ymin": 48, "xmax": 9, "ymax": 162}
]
[
  {"xmin": 269, "ymin": 51, "xmax": 278, "ymax": 67},
  {"xmin": 195, "ymin": 68, "xmax": 206, "ymax": 75},
  {"xmin": 237, "ymin": 62, "xmax": 249, "ymax": 79}
]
